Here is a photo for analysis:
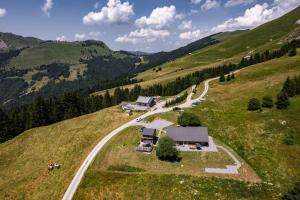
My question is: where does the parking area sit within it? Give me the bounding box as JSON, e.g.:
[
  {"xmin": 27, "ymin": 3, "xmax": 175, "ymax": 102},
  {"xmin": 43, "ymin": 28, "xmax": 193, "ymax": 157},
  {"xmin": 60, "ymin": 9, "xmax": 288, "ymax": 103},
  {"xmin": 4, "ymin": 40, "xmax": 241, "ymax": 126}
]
[
  {"xmin": 176, "ymin": 137, "xmax": 218, "ymax": 152},
  {"xmin": 135, "ymin": 119, "xmax": 173, "ymax": 130}
]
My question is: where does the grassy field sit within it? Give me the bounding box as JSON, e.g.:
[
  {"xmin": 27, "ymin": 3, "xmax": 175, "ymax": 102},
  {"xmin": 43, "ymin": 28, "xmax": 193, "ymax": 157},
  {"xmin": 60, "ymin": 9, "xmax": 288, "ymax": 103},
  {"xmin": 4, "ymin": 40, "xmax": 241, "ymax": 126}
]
[
  {"xmin": 74, "ymin": 54, "xmax": 300, "ymax": 199},
  {"xmin": 74, "ymin": 127, "xmax": 263, "ymax": 200},
  {"xmin": 0, "ymin": 107, "xmax": 140, "ymax": 200},
  {"xmin": 86, "ymin": 126, "xmax": 258, "ymax": 181},
  {"xmin": 186, "ymin": 55, "xmax": 300, "ymax": 194}
]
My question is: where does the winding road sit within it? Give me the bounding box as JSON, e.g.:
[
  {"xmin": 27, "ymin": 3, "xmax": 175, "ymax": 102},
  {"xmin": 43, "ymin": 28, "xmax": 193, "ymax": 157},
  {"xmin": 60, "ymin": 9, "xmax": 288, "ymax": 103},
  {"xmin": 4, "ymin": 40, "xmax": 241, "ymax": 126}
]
[{"xmin": 62, "ymin": 74, "xmax": 236, "ymax": 200}]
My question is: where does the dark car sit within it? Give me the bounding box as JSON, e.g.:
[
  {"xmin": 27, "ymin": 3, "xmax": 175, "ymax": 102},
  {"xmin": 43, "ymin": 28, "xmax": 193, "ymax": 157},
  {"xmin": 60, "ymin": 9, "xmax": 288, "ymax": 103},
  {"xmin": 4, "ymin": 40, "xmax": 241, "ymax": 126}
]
[
  {"xmin": 173, "ymin": 107, "xmax": 181, "ymax": 111},
  {"xmin": 196, "ymin": 143, "xmax": 202, "ymax": 150}
]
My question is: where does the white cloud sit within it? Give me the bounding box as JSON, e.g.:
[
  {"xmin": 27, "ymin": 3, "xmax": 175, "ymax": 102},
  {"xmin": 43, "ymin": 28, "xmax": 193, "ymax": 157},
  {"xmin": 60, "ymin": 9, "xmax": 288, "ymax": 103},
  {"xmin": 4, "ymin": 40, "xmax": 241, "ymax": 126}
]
[
  {"xmin": 83, "ymin": 0, "xmax": 134, "ymax": 25},
  {"xmin": 191, "ymin": 0, "xmax": 202, "ymax": 4},
  {"xmin": 41, "ymin": 0, "xmax": 53, "ymax": 16},
  {"xmin": 179, "ymin": 29, "xmax": 204, "ymax": 40},
  {"xmin": 74, "ymin": 33, "xmax": 86, "ymax": 40},
  {"xmin": 116, "ymin": 28, "xmax": 170, "ymax": 44},
  {"xmin": 178, "ymin": 20, "xmax": 193, "ymax": 30},
  {"xmin": 135, "ymin": 5, "xmax": 177, "ymax": 29},
  {"xmin": 224, "ymin": 0, "xmax": 255, "ymax": 8},
  {"xmin": 56, "ymin": 36, "xmax": 67, "ymax": 41},
  {"xmin": 89, "ymin": 32, "xmax": 101, "ymax": 37},
  {"xmin": 0, "ymin": 8, "xmax": 6, "ymax": 17},
  {"xmin": 94, "ymin": 2, "xmax": 100, "ymax": 10},
  {"xmin": 201, "ymin": 0, "xmax": 220, "ymax": 10},
  {"xmin": 212, "ymin": 0, "xmax": 300, "ymax": 32},
  {"xmin": 189, "ymin": 9, "xmax": 199, "ymax": 15}
]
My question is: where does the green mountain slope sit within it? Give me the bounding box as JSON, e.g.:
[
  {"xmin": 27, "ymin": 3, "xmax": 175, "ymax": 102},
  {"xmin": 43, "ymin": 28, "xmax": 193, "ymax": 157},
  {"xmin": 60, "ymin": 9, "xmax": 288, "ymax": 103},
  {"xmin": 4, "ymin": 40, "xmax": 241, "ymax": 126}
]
[
  {"xmin": 75, "ymin": 53, "xmax": 300, "ymax": 200},
  {"xmin": 131, "ymin": 6, "xmax": 300, "ymax": 85},
  {"xmin": 0, "ymin": 32, "xmax": 41, "ymax": 49},
  {"xmin": 8, "ymin": 40, "xmax": 120, "ymax": 69}
]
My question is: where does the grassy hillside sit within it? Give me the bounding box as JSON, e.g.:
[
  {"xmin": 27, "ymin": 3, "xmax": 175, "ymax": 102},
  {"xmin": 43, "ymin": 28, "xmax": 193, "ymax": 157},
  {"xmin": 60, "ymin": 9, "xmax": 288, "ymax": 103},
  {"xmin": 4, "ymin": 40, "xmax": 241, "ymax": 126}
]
[
  {"xmin": 8, "ymin": 41, "xmax": 117, "ymax": 69},
  {"xmin": 75, "ymin": 54, "xmax": 300, "ymax": 199},
  {"xmin": 0, "ymin": 107, "xmax": 140, "ymax": 200},
  {"xmin": 136, "ymin": 6, "xmax": 300, "ymax": 81},
  {"xmin": 0, "ymin": 32, "xmax": 41, "ymax": 49},
  {"xmin": 93, "ymin": 6, "xmax": 300, "ymax": 97},
  {"xmin": 190, "ymin": 55, "xmax": 300, "ymax": 193}
]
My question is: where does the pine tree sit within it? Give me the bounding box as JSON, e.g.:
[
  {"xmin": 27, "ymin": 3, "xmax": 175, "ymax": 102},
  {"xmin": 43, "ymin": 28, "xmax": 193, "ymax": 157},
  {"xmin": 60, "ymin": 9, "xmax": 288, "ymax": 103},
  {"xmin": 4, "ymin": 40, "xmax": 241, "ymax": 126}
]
[
  {"xmin": 103, "ymin": 90, "xmax": 112, "ymax": 107},
  {"xmin": 276, "ymin": 92, "xmax": 290, "ymax": 109},
  {"xmin": 247, "ymin": 98, "xmax": 261, "ymax": 111},
  {"xmin": 231, "ymin": 73, "xmax": 235, "ymax": 79},
  {"xmin": 282, "ymin": 77, "xmax": 296, "ymax": 97},
  {"xmin": 262, "ymin": 96, "xmax": 273, "ymax": 108},
  {"xmin": 288, "ymin": 47, "xmax": 297, "ymax": 57},
  {"xmin": 219, "ymin": 74, "xmax": 225, "ymax": 82},
  {"xmin": 226, "ymin": 74, "xmax": 231, "ymax": 81}
]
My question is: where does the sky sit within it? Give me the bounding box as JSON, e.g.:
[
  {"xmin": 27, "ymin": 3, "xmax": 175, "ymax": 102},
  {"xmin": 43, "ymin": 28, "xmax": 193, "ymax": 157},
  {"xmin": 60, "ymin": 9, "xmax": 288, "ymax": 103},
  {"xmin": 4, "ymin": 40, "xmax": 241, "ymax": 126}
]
[{"xmin": 0, "ymin": 0, "xmax": 299, "ymax": 52}]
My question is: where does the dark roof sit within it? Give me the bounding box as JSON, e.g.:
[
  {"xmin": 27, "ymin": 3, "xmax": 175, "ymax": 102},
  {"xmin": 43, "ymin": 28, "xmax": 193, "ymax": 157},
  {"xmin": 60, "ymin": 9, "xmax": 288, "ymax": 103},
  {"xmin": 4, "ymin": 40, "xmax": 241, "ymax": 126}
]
[
  {"xmin": 141, "ymin": 128, "xmax": 156, "ymax": 136},
  {"xmin": 166, "ymin": 127, "xmax": 209, "ymax": 143},
  {"xmin": 136, "ymin": 96, "xmax": 154, "ymax": 104}
]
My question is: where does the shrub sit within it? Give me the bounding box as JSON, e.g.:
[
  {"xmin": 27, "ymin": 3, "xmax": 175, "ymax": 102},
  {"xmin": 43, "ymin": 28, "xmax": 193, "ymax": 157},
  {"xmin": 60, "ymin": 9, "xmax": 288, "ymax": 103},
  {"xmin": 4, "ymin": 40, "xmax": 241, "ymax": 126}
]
[
  {"xmin": 247, "ymin": 98, "xmax": 261, "ymax": 111},
  {"xmin": 282, "ymin": 77, "xmax": 296, "ymax": 97},
  {"xmin": 226, "ymin": 74, "xmax": 231, "ymax": 81},
  {"xmin": 219, "ymin": 74, "xmax": 225, "ymax": 82},
  {"xmin": 262, "ymin": 96, "xmax": 273, "ymax": 108},
  {"xmin": 165, "ymin": 91, "xmax": 188, "ymax": 107},
  {"xmin": 282, "ymin": 182, "xmax": 300, "ymax": 200},
  {"xmin": 283, "ymin": 134, "xmax": 294, "ymax": 145},
  {"xmin": 288, "ymin": 47, "xmax": 297, "ymax": 57},
  {"xmin": 276, "ymin": 92, "xmax": 290, "ymax": 109},
  {"xmin": 231, "ymin": 73, "xmax": 235, "ymax": 79},
  {"xmin": 177, "ymin": 112, "xmax": 201, "ymax": 127},
  {"xmin": 156, "ymin": 136, "xmax": 179, "ymax": 161}
]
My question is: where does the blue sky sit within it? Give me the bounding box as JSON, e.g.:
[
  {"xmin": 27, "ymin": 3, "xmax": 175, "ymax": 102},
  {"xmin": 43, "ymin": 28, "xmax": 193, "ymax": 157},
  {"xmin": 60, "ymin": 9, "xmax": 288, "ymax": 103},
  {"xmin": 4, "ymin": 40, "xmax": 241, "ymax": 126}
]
[{"xmin": 0, "ymin": 0, "xmax": 299, "ymax": 52}]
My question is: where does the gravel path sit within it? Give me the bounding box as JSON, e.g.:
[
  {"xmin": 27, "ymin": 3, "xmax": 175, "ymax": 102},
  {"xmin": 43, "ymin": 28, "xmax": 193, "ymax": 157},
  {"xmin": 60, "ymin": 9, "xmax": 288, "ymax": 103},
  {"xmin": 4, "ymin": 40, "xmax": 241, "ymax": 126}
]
[{"xmin": 205, "ymin": 145, "xmax": 241, "ymax": 174}]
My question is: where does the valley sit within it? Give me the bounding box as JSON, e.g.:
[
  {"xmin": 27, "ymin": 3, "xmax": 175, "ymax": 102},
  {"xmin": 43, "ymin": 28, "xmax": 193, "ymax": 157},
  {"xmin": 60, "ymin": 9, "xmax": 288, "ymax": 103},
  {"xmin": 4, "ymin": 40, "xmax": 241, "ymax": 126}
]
[{"xmin": 0, "ymin": 4, "xmax": 300, "ymax": 200}]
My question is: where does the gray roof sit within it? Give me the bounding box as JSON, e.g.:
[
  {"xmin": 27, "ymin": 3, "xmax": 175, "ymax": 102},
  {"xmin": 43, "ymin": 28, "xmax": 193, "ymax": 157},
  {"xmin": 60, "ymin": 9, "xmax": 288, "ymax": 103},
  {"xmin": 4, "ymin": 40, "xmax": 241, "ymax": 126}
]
[
  {"xmin": 166, "ymin": 127, "xmax": 209, "ymax": 143},
  {"xmin": 136, "ymin": 96, "xmax": 154, "ymax": 104},
  {"xmin": 141, "ymin": 128, "xmax": 156, "ymax": 136}
]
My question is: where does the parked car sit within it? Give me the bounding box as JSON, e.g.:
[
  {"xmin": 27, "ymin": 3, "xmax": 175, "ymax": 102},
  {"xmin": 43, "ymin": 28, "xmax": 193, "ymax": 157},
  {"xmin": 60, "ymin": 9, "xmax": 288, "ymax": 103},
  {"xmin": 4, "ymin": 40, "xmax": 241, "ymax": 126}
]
[
  {"xmin": 196, "ymin": 143, "xmax": 202, "ymax": 150},
  {"xmin": 173, "ymin": 107, "xmax": 181, "ymax": 111},
  {"xmin": 191, "ymin": 101, "xmax": 200, "ymax": 107},
  {"xmin": 136, "ymin": 118, "xmax": 143, "ymax": 122}
]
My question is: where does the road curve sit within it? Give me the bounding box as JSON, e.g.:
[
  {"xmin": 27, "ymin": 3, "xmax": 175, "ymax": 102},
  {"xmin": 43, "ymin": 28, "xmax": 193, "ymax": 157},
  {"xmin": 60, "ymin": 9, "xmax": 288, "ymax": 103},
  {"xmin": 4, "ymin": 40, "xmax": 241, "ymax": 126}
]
[{"xmin": 62, "ymin": 73, "xmax": 235, "ymax": 200}]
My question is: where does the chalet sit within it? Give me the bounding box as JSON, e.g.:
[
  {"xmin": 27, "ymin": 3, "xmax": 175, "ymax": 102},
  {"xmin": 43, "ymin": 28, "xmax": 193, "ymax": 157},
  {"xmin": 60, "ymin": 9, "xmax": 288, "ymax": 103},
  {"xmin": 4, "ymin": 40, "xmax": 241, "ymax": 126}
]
[
  {"xmin": 136, "ymin": 96, "xmax": 155, "ymax": 108},
  {"xmin": 166, "ymin": 127, "xmax": 209, "ymax": 147},
  {"xmin": 136, "ymin": 127, "xmax": 157, "ymax": 152}
]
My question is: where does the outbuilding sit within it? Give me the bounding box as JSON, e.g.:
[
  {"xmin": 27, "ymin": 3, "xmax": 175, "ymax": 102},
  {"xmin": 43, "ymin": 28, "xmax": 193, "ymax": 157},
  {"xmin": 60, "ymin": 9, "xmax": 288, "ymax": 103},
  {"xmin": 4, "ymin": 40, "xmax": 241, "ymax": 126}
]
[{"xmin": 136, "ymin": 96, "xmax": 155, "ymax": 108}]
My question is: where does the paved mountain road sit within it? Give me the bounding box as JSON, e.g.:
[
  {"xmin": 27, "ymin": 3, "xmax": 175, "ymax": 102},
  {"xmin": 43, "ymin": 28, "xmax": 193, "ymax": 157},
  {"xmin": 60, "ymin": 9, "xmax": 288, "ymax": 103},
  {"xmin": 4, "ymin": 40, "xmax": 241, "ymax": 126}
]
[{"xmin": 62, "ymin": 72, "xmax": 239, "ymax": 200}]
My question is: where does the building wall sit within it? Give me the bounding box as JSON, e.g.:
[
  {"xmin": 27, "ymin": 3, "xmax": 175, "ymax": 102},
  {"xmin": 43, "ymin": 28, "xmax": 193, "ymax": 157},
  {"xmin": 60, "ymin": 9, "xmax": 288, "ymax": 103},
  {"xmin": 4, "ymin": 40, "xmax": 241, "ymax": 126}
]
[{"xmin": 176, "ymin": 141, "xmax": 209, "ymax": 146}]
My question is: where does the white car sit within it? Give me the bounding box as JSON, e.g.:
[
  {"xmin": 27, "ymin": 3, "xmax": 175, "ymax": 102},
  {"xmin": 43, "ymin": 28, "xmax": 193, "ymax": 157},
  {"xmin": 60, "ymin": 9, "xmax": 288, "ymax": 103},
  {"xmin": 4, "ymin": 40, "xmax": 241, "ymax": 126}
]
[{"xmin": 136, "ymin": 118, "xmax": 143, "ymax": 122}]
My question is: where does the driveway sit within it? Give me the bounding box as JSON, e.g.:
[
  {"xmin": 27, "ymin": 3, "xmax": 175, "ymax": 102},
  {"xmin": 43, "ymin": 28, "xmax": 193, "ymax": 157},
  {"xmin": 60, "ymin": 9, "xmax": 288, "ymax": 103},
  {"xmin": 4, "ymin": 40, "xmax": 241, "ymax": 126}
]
[{"xmin": 205, "ymin": 145, "xmax": 241, "ymax": 174}]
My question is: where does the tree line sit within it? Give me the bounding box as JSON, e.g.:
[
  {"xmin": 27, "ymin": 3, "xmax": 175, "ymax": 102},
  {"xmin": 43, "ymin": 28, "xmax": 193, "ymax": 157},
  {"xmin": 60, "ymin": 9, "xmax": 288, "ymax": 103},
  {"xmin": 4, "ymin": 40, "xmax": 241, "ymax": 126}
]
[
  {"xmin": 165, "ymin": 91, "xmax": 188, "ymax": 107},
  {"xmin": 247, "ymin": 74, "xmax": 300, "ymax": 111},
  {"xmin": 1, "ymin": 39, "xmax": 299, "ymax": 143}
]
